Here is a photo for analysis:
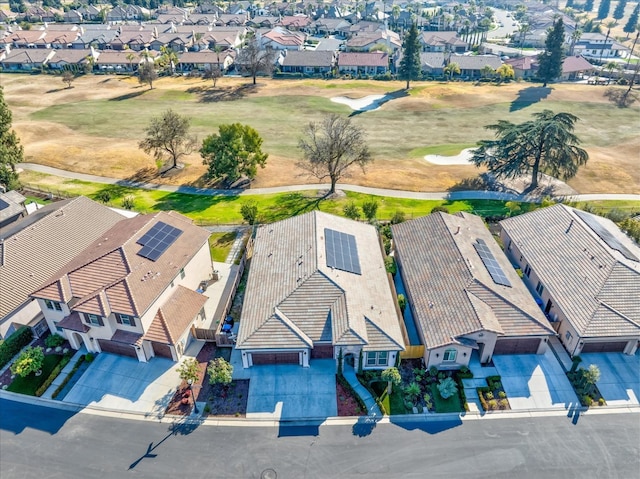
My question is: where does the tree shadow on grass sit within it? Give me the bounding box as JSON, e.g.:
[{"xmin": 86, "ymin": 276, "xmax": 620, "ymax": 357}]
[
  {"xmin": 109, "ymin": 90, "xmax": 147, "ymax": 101},
  {"xmin": 186, "ymin": 83, "xmax": 257, "ymax": 103},
  {"xmin": 262, "ymin": 192, "xmax": 323, "ymax": 222},
  {"xmin": 509, "ymin": 86, "xmax": 552, "ymax": 112},
  {"xmin": 348, "ymin": 88, "xmax": 410, "ymax": 117}
]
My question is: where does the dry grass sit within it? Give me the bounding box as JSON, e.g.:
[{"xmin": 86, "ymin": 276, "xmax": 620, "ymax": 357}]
[{"xmin": 3, "ymin": 73, "xmax": 639, "ymax": 193}]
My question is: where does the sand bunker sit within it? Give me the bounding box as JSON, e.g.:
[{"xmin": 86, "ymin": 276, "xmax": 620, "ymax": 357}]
[
  {"xmin": 424, "ymin": 148, "xmax": 475, "ymax": 165},
  {"xmin": 330, "ymin": 94, "xmax": 387, "ymax": 111}
]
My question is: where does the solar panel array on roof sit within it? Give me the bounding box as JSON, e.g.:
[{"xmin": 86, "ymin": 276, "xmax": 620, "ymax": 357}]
[
  {"xmin": 574, "ymin": 210, "xmax": 639, "ymax": 262},
  {"xmin": 136, "ymin": 221, "xmax": 183, "ymax": 262},
  {"xmin": 473, "ymin": 238, "xmax": 512, "ymax": 287},
  {"xmin": 324, "ymin": 228, "xmax": 361, "ymax": 275}
]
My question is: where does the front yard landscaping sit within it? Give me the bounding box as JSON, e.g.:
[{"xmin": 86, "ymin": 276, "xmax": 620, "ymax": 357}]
[
  {"xmin": 567, "ymin": 361, "xmax": 607, "ymax": 408},
  {"xmin": 476, "ymin": 375, "xmax": 511, "ymax": 412},
  {"xmin": 336, "ymin": 374, "xmax": 366, "ymax": 416},
  {"xmin": 7, "ymin": 352, "xmax": 70, "ymax": 396}
]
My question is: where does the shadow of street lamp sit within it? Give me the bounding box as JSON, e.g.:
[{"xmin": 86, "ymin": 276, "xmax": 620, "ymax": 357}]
[{"xmin": 187, "ymin": 378, "xmax": 199, "ymax": 415}]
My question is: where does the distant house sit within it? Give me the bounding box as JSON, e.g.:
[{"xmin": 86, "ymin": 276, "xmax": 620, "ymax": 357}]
[
  {"xmin": 392, "ymin": 212, "xmax": 555, "ymax": 369},
  {"xmin": 261, "ymin": 26, "xmax": 306, "ymax": 50},
  {"xmin": 236, "ymin": 211, "xmax": 405, "ymax": 369},
  {"xmin": 279, "ymin": 50, "xmax": 334, "ymax": 76},
  {"xmin": 0, "ymin": 190, "xmax": 27, "ymax": 229},
  {"xmin": 308, "ymin": 18, "xmax": 351, "ymax": 36},
  {"xmin": 177, "ymin": 49, "xmax": 235, "ymax": 72},
  {"xmin": 0, "ymin": 48, "xmax": 54, "ymax": 71},
  {"xmin": 420, "ymin": 31, "xmax": 468, "ymax": 53},
  {"xmin": 0, "ymin": 197, "xmax": 125, "ymax": 340},
  {"xmin": 108, "ymin": 29, "xmax": 155, "ymax": 51},
  {"xmin": 345, "ymin": 30, "xmax": 401, "ymax": 52},
  {"xmin": 71, "ymin": 27, "xmax": 118, "ymax": 50},
  {"xmin": 47, "ymin": 48, "xmax": 92, "ymax": 71},
  {"xmin": 561, "ymin": 55, "xmax": 594, "ymax": 81},
  {"xmin": 149, "ymin": 33, "xmax": 192, "ymax": 52},
  {"xmin": 214, "ymin": 13, "xmax": 249, "ymax": 26},
  {"xmin": 247, "ymin": 15, "xmax": 281, "ymax": 29},
  {"xmin": 450, "ymin": 54, "xmax": 502, "ymax": 79},
  {"xmin": 337, "ymin": 51, "xmax": 389, "ymax": 75},
  {"xmin": 500, "ymin": 205, "xmax": 640, "ymax": 356},
  {"xmin": 31, "ymin": 211, "xmax": 213, "ymax": 362},
  {"xmin": 279, "ymin": 15, "xmax": 312, "ymax": 31},
  {"xmin": 394, "ymin": 51, "xmax": 445, "ymax": 76},
  {"xmin": 504, "ymin": 56, "xmax": 537, "ymax": 80},
  {"xmin": 95, "ymin": 50, "xmax": 142, "ymax": 73},
  {"xmin": 574, "ymin": 32, "xmax": 630, "ymax": 60}
]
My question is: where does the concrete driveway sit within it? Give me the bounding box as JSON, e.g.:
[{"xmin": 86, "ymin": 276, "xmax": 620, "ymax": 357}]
[
  {"xmin": 492, "ymin": 350, "xmax": 579, "ymax": 410},
  {"xmin": 246, "ymin": 359, "xmax": 337, "ymax": 420},
  {"xmin": 580, "ymin": 352, "xmax": 640, "ymax": 406},
  {"xmin": 63, "ymin": 353, "xmax": 180, "ymax": 416}
]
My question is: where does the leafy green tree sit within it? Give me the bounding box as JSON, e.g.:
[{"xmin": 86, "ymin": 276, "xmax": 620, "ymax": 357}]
[
  {"xmin": 176, "ymin": 357, "xmax": 200, "ymax": 384},
  {"xmin": 597, "ymin": 0, "xmax": 611, "ymax": 19},
  {"xmin": 240, "ymin": 200, "xmax": 259, "ymax": 225},
  {"xmin": 201, "ymin": 123, "xmax": 268, "ymax": 183},
  {"xmin": 362, "ymin": 199, "xmax": 379, "ymax": 221},
  {"xmin": 0, "ymin": 86, "xmax": 23, "ymax": 191},
  {"xmin": 397, "ymin": 293, "xmax": 407, "ymax": 312},
  {"xmin": 480, "ymin": 64, "xmax": 495, "ymax": 80},
  {"xmin": 399, "ymin": 23, "xmax": 421, "ymax": 89},
  {"xmin": 207, "ymin": 357, "xmax": 233, "ymax": 387},
  {"xmin": 159, "ymin": 45, "xmax": 178, "ymax": 75},
  {"xmin": 381, "ymin": 367, "xmax": 401, "ymax": 394},
  {"xmin": 471, "ymin": 110, "xmax": 589, "ymax": 191},
  {"xmin": 297, "ymin": 114, "xmax": 372, "ymax": 196},
  {"xmin": 496, "ymin": 64, "xmax": 515, "ymax": 82},
  {"xmin": 138, "ymin": 61, "xmax": 158, "ymax": 90},
  {"xmin": 623, "ymin": 4, "xmax": 639, "ymax": 36},
  {"xmin": 443, "ymin": 61, "xmax": 460, "ymax": 81},
  {"xmin": 613, "ymin": 0, "xmax": 627, "ymax": 20},
  {"xmin": 582, "ymin": 364, "xmax": 601, "ymax": 394},
  {"xmin": 437, "ymin": 377, "xmax": 458, "ymax": 399},
  {"xmin": 10, "ymin": 346, "xmax": 44, "ymax": 377},
  {"xmin": 537, "ymin": 18, "xmax": 565, "ymax": 87},
  {"xmin": 343, "ymin": 201, "xmax": 361, "ymax": 220},
  {"xmin": 139, "ymin": 109, "xmax": 197, "ymax": 171}
]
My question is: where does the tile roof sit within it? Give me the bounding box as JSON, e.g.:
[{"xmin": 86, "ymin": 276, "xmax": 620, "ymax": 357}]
[
  {"xmin": 144, "ymin": 285, "xmax": 207, "ymax": 344},
  {"xmin": 0, "ymin": 190, "xmax": 25, "ymax": 224},
  {"xmin": 500, "ymin": 204, "xmax": 640, "ymax": 338},
  {"xmin": 0, "ymin": 197, "xmax": 124, "ymax": 320},
  {"xmin": 451, "ymin": 54, "xmax": 502, "ymax": 70},
  {"xmin": 237, "ymin": 211, "xmax": 404, "ymax": 351},
  {"xmin": 281, "ymin": 50, "xmax": 334, "ymax": 67},
  {"xmin": 338, "ymin": 52, "xmax": 388, "ymax": 67},
  {"xmin": 31, "ymin": 211, "xmax": 210, "ymax": 321},
  {"xmin": 562, "ymin": 55, "xmax": 594, "ymax": 73},
  {"xmin": 392, "ymin": 212, "xmax": 554, "ymax": 350}
]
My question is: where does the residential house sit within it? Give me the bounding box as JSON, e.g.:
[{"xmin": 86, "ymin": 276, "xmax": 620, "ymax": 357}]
[
  {"xmin": 157, "ymin": 13, "xmax": 189, "ymax": 25},
  {"xmin": 450, "ymin": 54, "xmax": 502, "ymax": 79},
  {"xmin": 236, "ymin": 211, "xmax": 405, "ymax": 369},
  {"xmin": 393, "ymin": 51, "xmax": 445, "ymax": 76},
  {"xmin": 500, "ymin": 205, "xmax": 640, "ymax": 356},
  {"xmin": 109, "ymin": 29, "xmax": 155, "ymax": 51},
  {"xmin": 560, "ymin": 55, "xmax": 594, "ymax": 81},
  {"xmin": 308, "ymin": 18, "xmax": 351, "ymax": 37},
  {"xmin": 420, "ymin": 31, "xmax": 468, "ymax": 53},
  {"xmin": 247, "ymin": 16, "xmax": 281, "ymax": 29},
  {"xmin": 279, "ymin": 15, "xmax": 312, "ymax": 31},
  {"xmin": 195, "ymin": 27, "xmax": 246, "ymax": 50},
  {"xmin": 504, "ymin": 56, "xmax": 537, "ymax": 80},
  {"xmin": 345, "ymin": 30, "xmax": 401, "ymax": 52},
  {"xmin": 47, "ymin": 48, "xmax": 92, "ymax": 71},
  {"xmin": 574, "ymin": 33, "xmax": 630, "ymax": 60},
  {"xmin": 63, "ymin": 10, "xmax": 84, "ymax": 24},
  {"xmin": 77, "ymin": 5, "xmax": 102, "ymax": 22},
  {"xmin": 0, "ymin": 197, "xmax": 125, "ymax": 340},
  {"xmin": 392, "ymin": 212, "xmax": 555, "ymax": 369},
  {"xmin": 49, "ymin": 30, "xmax": 80, "ymax": 49},
  {"xmin": 71, "ymin": 27, "xmax": 118, "ymax": 50},
  {"xmin": 95, "ymin": 50, "xmax": 142, "ymax": 73},
  {"xmin": 214, "ymin": 13, "xmax": 249, "ymax": 26},
  {"xmin": 279, "ymin": 50, "xmax": 334, "ymax": 75},
  {"xmin": 337, "ymin": 51, "xmax": 389, "ymax": 75},
  {"xmin": 177, "ymin": 49, "xmax": 235, "ymax": 72},
  {"xmin": 184, "ymin": 14, "xmax": 218, "ymax": 25},
  {"xmin": 261, "ymin": 26, "xmax": 306, "ymax": 50},
  {"xmin": 0, "ymin": 190, "xmax": 27, "ymax": 229},
  {"xmin": 107, "ymin": 5, "xmax": 150, "ymax": 23},
  {"xmin": 3, "ymin": 29, "xmax": 49, "ymax": 49},
  {"xmin": 31, "ymin": 211, "xmax": 213, "ymax": 362},
  {"xmin": 149, "ymin": 33, "xmax": 192, "ymax": 52},
  {"xmin": 0, "ymin": 48, "xmax": 54, "ymax": 71}
]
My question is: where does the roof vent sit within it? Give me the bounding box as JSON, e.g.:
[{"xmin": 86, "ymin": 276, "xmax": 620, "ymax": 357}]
[{"xmin": 454, "ymin": 226, "xmax": 460, "ymax": 235}]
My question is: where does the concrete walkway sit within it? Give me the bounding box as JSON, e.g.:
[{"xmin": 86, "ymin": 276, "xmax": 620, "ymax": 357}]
[
  {"xmin": 342, "ymin": 366, "xmax": 382, "ymax": 417},
  {"xmin": 18, "ymin": 163, "xmax": 640, "ymax": 203},
  {"xmin": 41, "ymin": 347, "xmax": 87, "ymax": 400},
  {"xmin": 548, "ymin": 336, "xmax": 574, "ymax": 372}
]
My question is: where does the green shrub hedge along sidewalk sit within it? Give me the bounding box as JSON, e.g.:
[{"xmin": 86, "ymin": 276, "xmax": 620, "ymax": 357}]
[{"xmin": 7, "ymin": 354, "xmax": 67, "ymax": 396}]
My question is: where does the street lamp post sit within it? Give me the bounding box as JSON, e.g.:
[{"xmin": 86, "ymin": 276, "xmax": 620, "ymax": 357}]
[{"xmin": 187, "ymin": 378, "xmax": 199, "ymax": 415}]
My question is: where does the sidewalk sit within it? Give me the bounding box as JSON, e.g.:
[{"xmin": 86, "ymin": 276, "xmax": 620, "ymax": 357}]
[
  {"xmin": 41, "ymin": 347, "xmax": 87, "ymax": 400},
  {"xmin": 342, "ymin": 367, "xmax": 382, "ymax": 417}
]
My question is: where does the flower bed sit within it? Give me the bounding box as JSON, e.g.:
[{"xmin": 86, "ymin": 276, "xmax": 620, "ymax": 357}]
[
  {"xmin": 567, "ymin": 369, "xmax": 606, "ymax": 407},
  {"xmin": 476, "ymin": 375, "xmax": 511, "ymax": 411},
  {"xmin": 336, "ymin": 374, "xmax": 366, "ymax": 416}
]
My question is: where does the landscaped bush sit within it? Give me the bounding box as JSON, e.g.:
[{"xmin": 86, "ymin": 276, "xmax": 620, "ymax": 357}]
[
  {"xmin": 456, "ymin": 366, "xmax": 473, "ymax": 379},
  {"xmin": 52, "ymin": 354, "xmax": 85, "ymax": 399},
  {"xmin": 44, "ymin": 334, "xmax": 65, "ymax": 348},
  {"xmin": 11, "ymin": 346, "xmax": 45, "ymax": 377},
  {"xmin": 84, "ymin": 353, "xmax": 95, "ymax": 363},
  {"xmin": 8, "ymin": 354, "xmax": 65, "ymax": 396},
  {"xmin": 437, "ymin": 377, "xmax": 458, "ymax": 400},
  {"xmin": 0, "ymin": 326, "xmax": 33, "ymax": 369}
]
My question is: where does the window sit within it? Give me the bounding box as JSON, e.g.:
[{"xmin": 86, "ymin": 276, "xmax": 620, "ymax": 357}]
[
  {"xmin": 565, "ymin": 331, "xmax": 573, "ymax": 342},
  {"xmin": 116, "ymin": 313, "xmax": 135, "ymax": 327},
  {"xmin": 366, "ymin": 351, "xmax": 389, "ymax": 366},
  {"xmin": 180, "ymin": 268, "xmax": 185, "ymax": 279},
  {"xmin": 54, "ymin": 321, "xmax": 63, "ymax": 332},
  {"xmin": 86, "ymin": 314, "xmax": 102, "ymax": 326},
  {"xmin": 44, "ymin": 300, "xmax": 62, "ymax": 311},
  {"xmin": 443, "ymin": 349, "xmax": 457, "ymax": 362},
  {"xmin": 536, "ymin": 282, "xmax": 544, "ymax": 295},
  {"xmin": 524, "ymin": 264, "xmax": 531, "ymax": 277}
]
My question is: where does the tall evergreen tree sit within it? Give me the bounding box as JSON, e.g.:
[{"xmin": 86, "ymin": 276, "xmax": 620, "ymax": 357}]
[
  {"xmin": 537, "ymin": 18, "xmax": 565, "ymax": 87},
  {"xmin": 584, "ymin": 0, "xmax": 595, "ymax": 11},
  {"xmin": 399, "ymin": 23, "xmax": 421, "ymax": 90},
  {"xmin": 597, "ymin": 0, "xmax": 611, "ymax": 19},
  {"xmin": 624, "ymin": 3, "xmax": 640, "ymax": 35},
  {"xmin": 613, "ymin": 0, "xmax": 627, "ymax": 20},
  {"xmin": 0, "ymin": 86, "xmax": 24, "ymax": 191}
]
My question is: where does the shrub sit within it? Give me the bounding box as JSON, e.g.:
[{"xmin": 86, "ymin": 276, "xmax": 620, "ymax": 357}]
[
  {"xmin": 485, "ymin": 391, "xmax": 494, "ymax": 400},
  {"xmin": 362, "ymin": 199, "xmax": 379, "ymax": 221},
  {"xmin": 487, "ymin": 399, "xmax": 498, "ymax": 410},
  {"xmin": 437, "ymin": 372, "xmax": 445, "ymax": 380},
  {"xmin": 390, "ymin": 210, "xmax": 405, "ymax": 224},
  {"xmin": 429, "ymin": 366, "xmax": 438, "ymax": 377},
  {"xmin": 430, "ymin": 205, "xmax": 449, "ymax": 214},
  {"xmin": 208, "ymin": 357, "xmax": 233, "ymax": 387},
  {"xmin": 44, "ymin": 334, "xmax": 66, "ymax": 348},
  {"xmin": 384, "ymin": 256, "xmax": 396, "ymax": 275},
  {"xmin": 84, "ymin": 353, "xmax": 95, "ymax": 363},
  {"xmin": 498, "ymin": 391, "xmax": 507, "ymax": 399},
  {"xmin": 343, "ymin": 201, "xmax": 361, "ymax": 220},
  {"xmin": 598, "ymin": 397, "xmax": 605, "ymax": 406},
  {"xmin": 95, "ymin": 190, "xmax": 112, "ymax": 203},
  {"xmin": 498, "ymin": 398, "xmax": 509, "ymax": 409},
  {"xmin": 457, "ymin": 366, "xmax": 473, "ymax": 379},
  {"xmin": 583, "ymin": 395, "xmax": 593, "ymax": 407},
  {"xmin": 0, "ymin": 326, "xmax": 34, "ymax": 369},
  {"xmin": 437, "ymin": 377, "xmax": 458, "ymax": 399},
  {"xmin": 121, "ymin": 195, "xmax": 135, "ymax": 210},
  {"xmin": 11, "ymin": 346, "xmax": 45, "ymax": 377},
  {"xmin": 397, "ymin": 294, "xmax": 406, "ymax": 313},
  {"xmin": 240, "ymin": 201, "xmax": 259, "ymax": 225},
  {"xmin": 35, "ymin": 354, "xmax": 71, "ymax": 397}
]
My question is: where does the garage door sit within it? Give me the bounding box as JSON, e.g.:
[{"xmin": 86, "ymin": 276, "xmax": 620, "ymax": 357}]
[
  {"xmin": 494, "ymin": 338, "xmax": 541, "ymax": 355},
  {"xmin": 152, "ymin": 342, "xmax": 173, "ymax": 359},
  {"xmin": 581, "ymin": 341, "xmax": 627, "ymax": 353},
  {"xmin": 98, "ymin": 339, "xmax": 138, "ymax": 358},
  {"xmin": 251, "ymin": 352, "xmax": 300, "ymax": 365},
  {"xmin": 311, "ymin": 344, "xmax": 334, "ymax": 359}
]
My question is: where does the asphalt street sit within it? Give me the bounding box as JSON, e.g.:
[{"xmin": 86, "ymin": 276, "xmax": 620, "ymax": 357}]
[{"xmin": 1, "ymin": 398, "xmax": 638, "ymax": 479}]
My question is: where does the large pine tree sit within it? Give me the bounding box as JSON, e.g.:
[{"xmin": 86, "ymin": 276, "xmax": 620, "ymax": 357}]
[
  {"xmin": 537, "ymin": 18, "xmax": 565, "ymax": 87},
  {"xmin": 624, "ymin": 3, "xmax": 639, "ymax": 35},
  {"xmin": 597, "ymin": 0, "xmax": 612, "ymax": 19},
  {"xmin": 0, "ymin": 86, "xmax": 24, "ymax": 191},
  {"xmin": 399, "ymin": 23, "xmax": 421, "ymax": 90}
]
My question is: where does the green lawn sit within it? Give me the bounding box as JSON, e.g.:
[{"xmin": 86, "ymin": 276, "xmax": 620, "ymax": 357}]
[
  {"xmin": 430, "ymin": 383, "xmax": 464, "ymax": 413},
  {"xmin": 371, "ymin": 381, "xmax": 409, "ymax": 415},
  {"xmin": 7, "ymin": 354, "xmax": 65, "ymax": 396},
  {"xmin": 209, "ymin": 232, "xmax": 237, "ymax": 262}
]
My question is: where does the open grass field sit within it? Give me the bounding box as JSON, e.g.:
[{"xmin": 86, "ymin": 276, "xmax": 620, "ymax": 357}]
[{"xmin": 3, "ymin": 73, "xmax": 639, "ymax": 193}]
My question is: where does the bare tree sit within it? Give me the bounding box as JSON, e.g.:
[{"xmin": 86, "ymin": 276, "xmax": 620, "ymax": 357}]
[
  {"xmin": 139, "ymin": 109, "xmax": 197, "ymax": 172},
  {"xmin": 138, "ymin": 60, "xmax": 158, "ymax": 90},
  {"xmin": 61, "ymin": 70, "xmax": 75, "ymax": 89},
  {"xmin": 237, "ymin": 37, "xmax": 276, "ymax": 85},
  {"xmin": 297, "ymin": 114, "xmax": 372, "ymax": 196}
]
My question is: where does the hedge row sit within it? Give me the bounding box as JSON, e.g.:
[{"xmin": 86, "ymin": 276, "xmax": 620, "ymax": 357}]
[
  {"xmin": 51, "ymin": 355, "xmax": 85, "ymax": 399},
  {"xmin": 0, "ymin": 327, "xmax": 33, "ymax": 370},
  {"xmin": 34, "ymin": 353, "xmax": 72, "ymax": 397}
]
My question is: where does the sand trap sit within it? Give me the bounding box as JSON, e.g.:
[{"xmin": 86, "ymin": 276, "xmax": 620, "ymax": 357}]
[
  {"xmin": 331, "ymin": 94, "xmax": 387, "ymax": 111},
  {"xmin": 424, "ymin": 148, "xmax": 475, "ymax": 165}
]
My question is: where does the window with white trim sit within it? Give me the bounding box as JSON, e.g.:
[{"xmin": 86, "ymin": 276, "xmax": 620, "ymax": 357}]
[
  {"xmin": 443, "ymin": 349, "xmax": 457, "ymax": 362},
  {"xmin": 366, "ymin": 351, "xmax": 389, "ymax": 367},
  {"xmin": 87, "ymin": 314, "xmax": 101, "ymax": 326},
  {"xmin": 536, "ymin": 281, "xmax": 544, "ymax": 295},
  {"xmin": 524, "ymin": 264, "xmax": 531, "ymax": 277},
  {"xmin": 116, "ymin": 313, "xmax": 135, "ymax": 326},
  {"xmin": 44, "ymin": 300, "xmax": 63, "ymax": 311},
  {"xmin": 565, "ymin": 331, "xmax": 573, "ymax": 342}
]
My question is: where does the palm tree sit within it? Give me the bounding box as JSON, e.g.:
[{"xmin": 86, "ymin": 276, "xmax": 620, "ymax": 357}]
[
  {"xmin": 604, "ymin": 60, "xmax": 619, "ymax": 84},
  {"xmin": 126, "ymin": 52, "xmax": 136, "ymax": 75},
  {"xmin": 597, "ymin": 20, "xmax": 617, "ymax": 82},
  {"xmin": 569, "ymin": 29, "xmax": 582, "ymax": 56},
  {"xmin": 443, "ymin": 62, "xmax": 460, "ymax": 81}
]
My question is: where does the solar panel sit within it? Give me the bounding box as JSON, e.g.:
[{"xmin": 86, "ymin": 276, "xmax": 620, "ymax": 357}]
[
  {"xmin": 574, "ymin": 210, "xmax": 639, "ymax": 262},
  {"xmin": 324, "ymin": 228, "xmax": 362, "ymax": 275},
  {"xmin": 136, "ymin": 221, "xmax": 183, "ymax": 262},
  {"xmin": 473, "ymin": 238, "xmax": 512, "ymax": 287}
]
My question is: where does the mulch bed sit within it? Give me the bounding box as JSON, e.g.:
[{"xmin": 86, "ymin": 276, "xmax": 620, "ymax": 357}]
[{"xmin": 336, "ymin": 379, "xmax": 365, "ymax": 416}]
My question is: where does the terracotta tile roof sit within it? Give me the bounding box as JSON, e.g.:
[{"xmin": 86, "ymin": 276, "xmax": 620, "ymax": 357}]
[
  {"xmin": 237, "ymin": 211, "xmax": 405, "ymax": 352},
  {"xmin": 562, "ymin": 55, "xmax": 594, "ymax": 73},
  {"xmin": 500, "ymin": 205, "xmax": 640, "ymax": 338},
  {"xmin": 58, "ymin": 311, "xmax": 90, "ymax": 333},
  {"xmin": 392, "ymin": 212, "xmax": 555, "ymax": 350},
  {"xmin": 0, "ymin": 197, "xmax": 124, "ymax": 319},
  {"xmin": 112, "ymin": 328, "xmax": 143, "ymax": 345},
  {"xmin": 32, "ymin": 211, "xmax": 210, "ymax": 322},
  {"xmin": 144, "ymin": 285, "xmax": 207, "ymax": 344}
]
